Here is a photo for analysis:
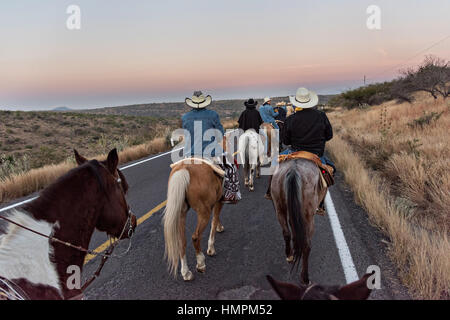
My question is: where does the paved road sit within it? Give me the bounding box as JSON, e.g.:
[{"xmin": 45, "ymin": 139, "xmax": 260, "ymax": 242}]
[{"xmin": 0, "ymin": 149, "xmax": 410, "ymax": 300}]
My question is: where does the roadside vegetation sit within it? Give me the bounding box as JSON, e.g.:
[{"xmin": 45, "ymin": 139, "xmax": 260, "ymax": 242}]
[
  {"xmin": 327, "ymin": 57, "xmax": 449, "ymax": 299},
  {"xmin": 0, "ymin": 110, "xmax": 238, "ymax": 204}
]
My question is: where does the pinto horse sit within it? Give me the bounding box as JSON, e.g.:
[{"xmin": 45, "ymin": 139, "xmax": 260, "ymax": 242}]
[
  {"xmin": 266, "ymin": 273, "xmax": 373, "ymax": 300},
  {"xmin": 163, "ymin": 136, "xmax": 234, "ymax": 281},
  {"xmin": 238, "ymin": 129, "xmax": 265, "ymax": 191},
  {"xmin": 0, "ymin": 149, "xmax": 136, "ymax": 299},
  {"xmin": 270, "ymin": 159, "xmax": 328, "ymax": 284}
]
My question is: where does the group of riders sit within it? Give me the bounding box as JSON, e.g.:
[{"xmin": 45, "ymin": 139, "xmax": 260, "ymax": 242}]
[{"xmin": 181, "ymin": 87, "xmax": 335, "ymax": 211}]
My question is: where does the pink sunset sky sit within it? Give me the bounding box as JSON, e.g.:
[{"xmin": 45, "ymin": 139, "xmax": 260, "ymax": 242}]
[{"xmin": 0, "ymin": 0, "xmax": 449, "ymax": 110}]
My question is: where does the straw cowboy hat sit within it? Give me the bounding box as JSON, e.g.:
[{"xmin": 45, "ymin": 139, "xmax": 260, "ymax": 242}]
[
  {"xmin": 276, "ymin": 101, "xmax": 287, "ymax": 107},
  {"xmin": 263, "ymin": 97, "xmax": 272, "ymax": 104},
  {"xmin": 289, "ymin": 87, "xmax": 319, "ymax": 109},
  {"xmin": 185, "ymin": 91, "xmax": 212, "ymax": 109}
]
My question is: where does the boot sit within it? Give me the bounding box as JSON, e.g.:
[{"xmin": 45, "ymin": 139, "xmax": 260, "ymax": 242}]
[{"xmin": 264, "ymin": 175, "xmax": 273, "ymax": 200}]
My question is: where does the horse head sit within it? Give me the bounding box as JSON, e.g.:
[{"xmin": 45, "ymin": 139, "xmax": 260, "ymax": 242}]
[
  {"xmin": 266, "ymin": 273, "xmax": 372, "ymax": 300},
  {"xmin": 74, "ymin": 149, "xmax": 137, "ymax": 239}
]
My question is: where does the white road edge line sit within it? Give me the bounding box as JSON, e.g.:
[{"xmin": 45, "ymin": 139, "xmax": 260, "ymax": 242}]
[
  {"xmin": 325, "ymin": 191, "xmax": 359, "ymax": 284},
  {"xmin": 0, "ymin": 129, "xmax": 239, "ymax": 213}
]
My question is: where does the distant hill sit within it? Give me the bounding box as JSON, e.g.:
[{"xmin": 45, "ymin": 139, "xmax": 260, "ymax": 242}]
[
  {"xmin": 79, "ymin": 95, "xmax": 336, "ymax": 119},
  {"xmin": 52, "ymin": 106, "xmax": 72, "ymax": 112}
]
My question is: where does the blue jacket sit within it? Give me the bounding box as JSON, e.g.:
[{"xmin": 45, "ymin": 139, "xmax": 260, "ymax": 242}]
[
  {"xmin": 259, "ymin": 104, "xmax": 279, "ymax": 129},
  {"xmin": 182, "ymin": 108, "xmax": 224, "ymax": 157}
]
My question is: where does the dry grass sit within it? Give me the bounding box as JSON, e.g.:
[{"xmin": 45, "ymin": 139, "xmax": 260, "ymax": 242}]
[
  {"xmin": 0, "ymin": 135, "xmax": 170, "ymax": 204},
  {"xmin": 328, "ymin": 93, "xmax": 450, "ymax": 299}
]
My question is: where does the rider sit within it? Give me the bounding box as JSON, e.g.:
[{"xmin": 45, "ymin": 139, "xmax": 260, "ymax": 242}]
[
  {"xmin": 182, "ymin": 91, "xmax": 241, "ymax": 203},
  {"xmin": 274, "ymin": 101, "xmax": 287, "ymax": 123},
  {"xmin": 264, "ymin": 87, "xmax": 335, "ymax": 200},
  {"xmin": 238, "ymin": 98, "xmax": 263, "ymax": 132},
  {"xmin": 258, "ymin": 97, "xmax": 279, "ymax": 130}
]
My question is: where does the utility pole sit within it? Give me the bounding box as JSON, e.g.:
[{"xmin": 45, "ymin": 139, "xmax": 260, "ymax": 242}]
[{"xmin": 364, "ymin": 75, "xmax": 366, "ymax": 86}]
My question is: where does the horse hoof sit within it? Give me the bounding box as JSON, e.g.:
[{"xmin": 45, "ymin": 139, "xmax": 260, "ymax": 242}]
[
  {"xmin": 207, "ymin": 248, "xmax": 216, "ymax": 256},
  {"xmin": 286, "ymin": 256, "xmax": 294, "ymax": 263},
  {"xmin": 196, "ymin": 265, "xmax": 206, "ymax": 273},
  {"xmin": 183, "ymin": 271, "xmax": 194, "ymax": 281},
  {"xmin": 216, "ymin": 225, "xmax": 225, "ymax": 233}
]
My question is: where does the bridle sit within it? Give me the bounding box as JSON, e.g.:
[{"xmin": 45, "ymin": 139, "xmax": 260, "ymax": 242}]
[{"xmin": 0, "ymin": 174, "xmax": 135, "ymax": 300}]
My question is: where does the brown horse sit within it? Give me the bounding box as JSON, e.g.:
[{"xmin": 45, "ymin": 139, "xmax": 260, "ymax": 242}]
[
  {"xmin": 163, "ymin": 137, "xmax": 233, "ymax": 281},
  {"xmin": 270, "ymin": 159, "xmax": 327, "ymax": 284},
  {"xmin": 0, "ymin": 149, "xmax": 136, "ymax": 299},
  {"xmin": 266, "ymin": 273, "xmax": 373, "ymax": 300}
]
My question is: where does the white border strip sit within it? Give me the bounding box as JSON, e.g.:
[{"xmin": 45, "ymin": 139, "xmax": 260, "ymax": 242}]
[{"xmin": 325, "ymin": 191, "xmax": 359, "ymax": 283}]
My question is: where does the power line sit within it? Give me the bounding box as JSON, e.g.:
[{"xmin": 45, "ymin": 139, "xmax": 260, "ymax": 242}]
[{"xmin": 366, "ymin": 33, "xmax": 450, "ymax": 83}]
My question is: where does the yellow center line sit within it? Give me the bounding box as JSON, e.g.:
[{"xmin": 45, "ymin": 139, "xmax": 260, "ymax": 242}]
[{"xmin": 84, "ymin": 200, "xmax": 167, "ymax": 264}]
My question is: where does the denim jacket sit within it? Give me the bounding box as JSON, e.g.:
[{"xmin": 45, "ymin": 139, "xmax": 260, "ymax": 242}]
[
  {"xmin": 259, "ymin": 104, "xmax": 279, "ymax": 129},
  {"xmin": 182, "ymin": 108, "xmax": 224, "ymax": 157}
]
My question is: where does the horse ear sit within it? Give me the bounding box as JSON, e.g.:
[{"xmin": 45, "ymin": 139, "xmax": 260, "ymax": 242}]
[
  {"xmin": 74, "ymin": 149, "xmax": 88, "ymax": 165},
  {"xmin": 334, "ymin": 273, "xmax": 372, "ymax": 300},
  {"xmin": 106, "ymin": 148, "xmax": 119, "ymax": 174},
  {"xmin": 266, "ymin": 275, "xmax": 304, "ymax": 300}
]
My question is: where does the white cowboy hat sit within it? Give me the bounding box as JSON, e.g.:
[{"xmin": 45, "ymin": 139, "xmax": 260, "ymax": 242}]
[
  {"xmin": 263, "ymin": 97, "xmax": 272, "ymax": 104},
  {"xmin": 185, "ymin": 91, "xmax": 212, "ymax": 109},
  {"xmin": 289, "ymin": 87, "xmax": 319, "ymax": 109}
]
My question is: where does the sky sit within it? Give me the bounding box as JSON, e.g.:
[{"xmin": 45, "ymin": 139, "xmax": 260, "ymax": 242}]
[{"xmin": 0, "ymin": 0, "xmax": 449, "ymax": 111}]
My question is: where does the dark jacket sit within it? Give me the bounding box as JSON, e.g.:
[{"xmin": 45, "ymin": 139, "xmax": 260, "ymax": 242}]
[
  {"xmin": 274, "ymin": 106, "xmax": 287, "ymax": 122},
  {"xmin": 282, "ymin": 108, "xmax": 333, "ymax": 157},
  {"xmin": 238, "ymin": 106, "xmax": 263, "ymax": 132}
]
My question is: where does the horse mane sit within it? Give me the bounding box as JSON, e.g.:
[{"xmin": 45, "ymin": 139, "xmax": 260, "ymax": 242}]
[{"xmin": 24, "ymin": 160, "xmax": 107, "ymax": 217}]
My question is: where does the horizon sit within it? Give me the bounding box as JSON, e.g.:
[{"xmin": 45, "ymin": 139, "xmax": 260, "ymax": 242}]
[{"xmin": 1, "ymin": 1, "xmax": 449, "ymax": 111}]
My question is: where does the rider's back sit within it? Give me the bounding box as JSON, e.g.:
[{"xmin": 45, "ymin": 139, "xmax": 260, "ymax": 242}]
[{"xmin": 282, "ymin": 109, "xmax": 333, "ymax": 157}]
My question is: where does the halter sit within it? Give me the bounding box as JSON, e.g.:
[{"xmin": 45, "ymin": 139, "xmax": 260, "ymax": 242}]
[
  {"xmin": 300, "ymin": 283, "xmax": 339, "ymax": 300},
  {"xmin": 0, "ymin": 175, "xmax": 134, "ymax": 300}
]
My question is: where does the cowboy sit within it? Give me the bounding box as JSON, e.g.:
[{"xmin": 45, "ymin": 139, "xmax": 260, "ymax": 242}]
[
  {"xmin": 274, "ymin": 101, "xmax": 287, "ymax": 122},
  {"xmin": 238, "ymin": 98, "xmax": 263, "ymax": 132},
  {"xmin": 182, "ymin": 91, "xmax": 241, "ymax": 203},
  {"xmin": 265, "ymin": 87, "xmax": 335, "ymax": 200},
  {"xmin": 258, "ymin": 97, "xmax": 279, "ymax": 130}
]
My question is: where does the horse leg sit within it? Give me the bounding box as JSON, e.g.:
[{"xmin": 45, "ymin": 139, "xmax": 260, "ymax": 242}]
[
  {"xmin": 207, "ymin": 202, "xmax": 224, "ymax": 256},
  {"xmin": 249, "ymin": 164, "xmax": 255, "ymax": 191},
  {"xmin": 275, "ymin": 206, "xmax": 293, "ymax": 262},
  {"xmin": 179, "ymin": 207, "xmax": 194, "ymax": 281},
  {"xmin": 244, "ymin": 161, "xmax": 249, "ymax": 187},
  {"xmin": 300, "ymin": 212, "xmax": 315, "ymax": 284},
  {"xmin": 192, "ymin": 207, "xmax": 211, "ymax": 273}
]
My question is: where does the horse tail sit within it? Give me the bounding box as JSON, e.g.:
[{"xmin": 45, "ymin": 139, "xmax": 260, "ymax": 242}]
[
  {"xmin": 163, "ymin": 168, "xmax": 190, "ymax": 277},
  {"xmin": 285, "ymin": 167, "xmax": 306, "ymax": 267},
  {"xmin": 238, "ymin": 132, "xmax": 249, "ymax": 165}
]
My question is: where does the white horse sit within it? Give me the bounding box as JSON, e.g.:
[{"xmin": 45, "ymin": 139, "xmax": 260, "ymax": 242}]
[{"xmin": 238, "ymin": 129, "xmax": 265, "ymax": 191}]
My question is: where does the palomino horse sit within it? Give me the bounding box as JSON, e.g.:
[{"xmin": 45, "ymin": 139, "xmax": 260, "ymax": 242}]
[
  {"xmin": 270, "ymin": 159, "xmax": 327, "ymax": 284},
  {"xmin": 0, "ymin": 149, "xmax": 136, "ymax": 299},
  {"xmin": 238, "ymin": 129, "xmax": 265, "ymax": 191},
  {"xmin": 266, "ymin": 273, "xmax": 373, "ymax": 300},
  {"xmin": 260, "ymin": 122, "xmax": 278, "ymax": 161},
  {"xmin": 163, "ymin": 137, "xmax": 232, "ymax": 281}
]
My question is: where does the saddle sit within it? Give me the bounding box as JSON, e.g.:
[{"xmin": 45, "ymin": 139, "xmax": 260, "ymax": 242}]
[
  {"xmin": 278, "ymin": 151, "xmax": 335, "ymax": 188},
  {"xmin": 170, "ymin": 157, "xmax": 225, "ymax": 177}
]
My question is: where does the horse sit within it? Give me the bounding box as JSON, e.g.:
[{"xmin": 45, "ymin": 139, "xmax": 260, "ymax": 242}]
[
  {"xmin": 238, "ymin": 129, "xmax": 265, "ymax": 191},
  {"xmin": 266, "ymin": 273, "xmax": 373, "ymax": 300},
  {"xmin": 270, "ymin": 158, "xmax": 328, "ymax": 284},
  {"xmin": 0, "ymin": 149, "xmax": 137, "ymax": 300},
  {"xmin": 163, "ymin": 136, "xmax": 233, "ymax": 281}
]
